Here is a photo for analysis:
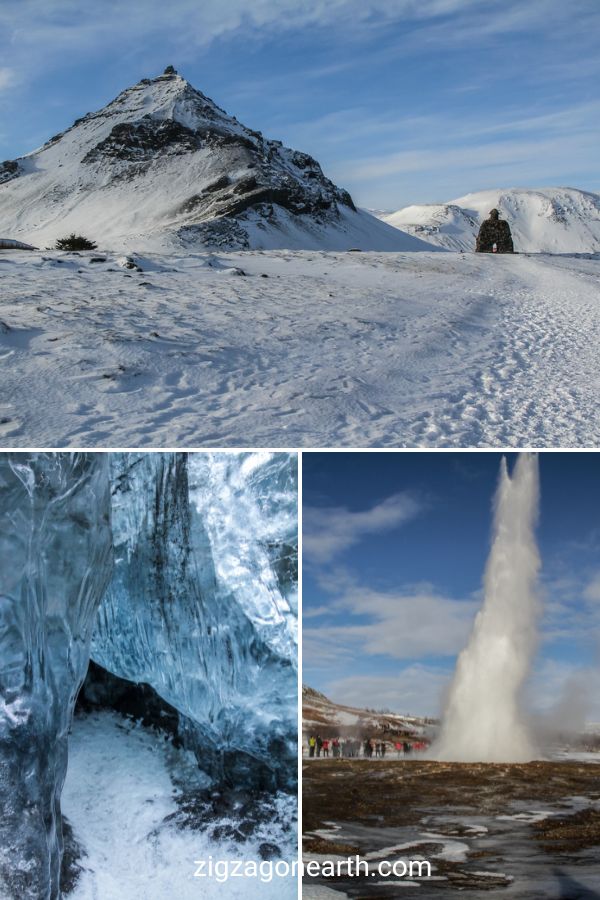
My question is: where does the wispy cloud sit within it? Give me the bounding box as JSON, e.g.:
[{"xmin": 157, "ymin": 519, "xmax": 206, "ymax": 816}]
[
  {"xmin": 277, "ymin": 94, "xmax": 600, "ymax": 207},
  {"xmin": 2, "ymin": 0, "xmax": 597, "ymax": 82},
  {"xmin": 303, "ymin": 580, "xmax": 479, "ymax": 661},
  {"xmin": 338, "ymin": 128, "xmax": 599, "ymax": 183},
  {"xmin": 304, "ymin": 492, "xmax": 422, "ymax": 564},
  {"xmin": 583, "ymin": 572, "xmax": 600, "ymax": 604},
  {"xmin": 323, "ymin": 666, "xmax": 452, "ymax": 717},
  {"xmin": 2, "ymin": 1, "xmax": 598, "ymax": 201}
]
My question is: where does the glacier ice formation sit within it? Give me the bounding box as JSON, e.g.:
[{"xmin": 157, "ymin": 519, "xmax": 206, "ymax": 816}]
[
  {"xmin": 92, "ymin": 451, "xmax": 298, "ymax": 790},
  {"xmin": 0, "ymin": 453, "xmax": 113, "ymax": 900},
  {"xmin": 0, "ymin": 451, "xmax": 298, "ymax": 899}
]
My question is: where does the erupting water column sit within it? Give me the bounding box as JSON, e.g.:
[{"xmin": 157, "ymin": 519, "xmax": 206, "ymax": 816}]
[{"xmin": 434, "ymin": 453, "xmax": 540, "ymax": 762}]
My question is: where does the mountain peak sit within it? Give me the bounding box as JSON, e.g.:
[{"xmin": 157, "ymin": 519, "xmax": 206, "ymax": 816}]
[{"xmin": 0, "ymin": 72, "xmax": 434, "ymax": 253}]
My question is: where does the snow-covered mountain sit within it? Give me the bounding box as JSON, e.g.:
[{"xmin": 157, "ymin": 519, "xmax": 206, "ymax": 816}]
[
  {"xmin": 0, "ymin": 67, "xmax": 432, "ymax": 252},
  {"xmin": 381, "ymin": 187, "xmax": 600, "ymax": 253}
]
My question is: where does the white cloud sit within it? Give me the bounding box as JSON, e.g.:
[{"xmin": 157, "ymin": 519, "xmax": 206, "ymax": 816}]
[
  {"xmin": 537, "ymin": 568, "xmax": 600, "ymax": 652},
  {"xmin": 0, "ymin": 68, "xmax": 16, "ymax": 91},
  {"xmin": 303, "ymin": 583, "xmax": 479, "ymax": 661},
  {"xmin": 527, "ymin": 658, "xmax": 600, "ymax": 724},
  {"xmin": 323, "ymin": 666, "xmax": 451, "ymax": 718},
  {"xmin": 338, "ymin": 131, "xmax": 600, "ymax": 184},
  {"xmin": 583, "ymin": 571, "xmax": 600, "ymax": 604},
  {"xmin": 303, "ymin": 492, "xmax": 421, "ymax": 565},
  {"xmin": 1, "ymin": 0, "xmax": 594, "ymax": 83},
  {"xmin": 302, "ymin": 604, "xmax": 331, "ymax": 620}
]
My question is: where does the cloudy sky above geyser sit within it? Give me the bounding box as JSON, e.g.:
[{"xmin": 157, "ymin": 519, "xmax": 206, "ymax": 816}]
[
  {"xmin": 303, "ymin": 452, "xmax": 600, "ymax": 721},
  {"xmin": 1, "ymin": 0, "xmax": 599, "ymax": 208}
]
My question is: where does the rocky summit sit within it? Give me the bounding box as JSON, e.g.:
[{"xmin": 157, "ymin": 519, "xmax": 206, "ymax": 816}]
[{"xmin": 0, "ymin": 69, "xmax": 430, "ymax": 252}]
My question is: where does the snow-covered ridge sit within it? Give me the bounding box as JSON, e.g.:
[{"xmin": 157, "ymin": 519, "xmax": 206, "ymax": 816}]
[
  {"xmin": 302, "ymin": 684, "xmax": 433, "ymax": 738},
  {"xmin": 0, "ymin": 69, "xmax": 431, "ymax": 252},
  {"xmin": 381, "ymin": 187, "xmax": 600, "ymax": 253}
]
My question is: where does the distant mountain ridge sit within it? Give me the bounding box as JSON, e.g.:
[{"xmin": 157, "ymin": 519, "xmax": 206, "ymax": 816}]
[
  {"xmin": 0, "ymin": 68, "xmax": 433, "ymax": 253},
  {"xmin": 302, "ymin": 684, "xmax": 434, "ymax": 739},
  {"xmin": 380, "ymin": 187, "xmax": 600, "ymax": 254}
]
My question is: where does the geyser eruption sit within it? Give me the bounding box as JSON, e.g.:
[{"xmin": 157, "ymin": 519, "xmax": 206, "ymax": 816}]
[{"xmin": 434, "ymin": 453, "xmax": 540, "ymax": 762}]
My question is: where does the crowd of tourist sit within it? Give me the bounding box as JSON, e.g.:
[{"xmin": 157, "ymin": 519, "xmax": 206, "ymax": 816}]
[{"xmin": 306, "ymin": 734, "xmax": 429, "ymax": 758}]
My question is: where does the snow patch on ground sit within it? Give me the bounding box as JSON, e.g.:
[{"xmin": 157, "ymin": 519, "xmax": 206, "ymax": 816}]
[{"xmin": 302, "ymin": 887, "xmax": 348, "ymax": 899}]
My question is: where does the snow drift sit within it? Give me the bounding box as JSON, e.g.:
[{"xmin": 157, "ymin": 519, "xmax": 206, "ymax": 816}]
[
  {"xmin": 382, "ymin": 187, "xmax": 600, "ymax": 253},
  {"xmin": 0, "ymin": 69, "xmax": 431, "ymax": 253}
]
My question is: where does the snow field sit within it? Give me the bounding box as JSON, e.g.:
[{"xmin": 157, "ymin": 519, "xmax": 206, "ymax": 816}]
[{"xmin": 1, "ymin": 248, "xmax": 599, "ymax": 447}]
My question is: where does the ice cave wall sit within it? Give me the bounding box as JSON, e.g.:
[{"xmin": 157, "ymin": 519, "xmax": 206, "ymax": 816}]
[
  {"xmin": 0, "ymin": 451, "xmax": 297, "ymax": 899},
  {"xmin": 90, "ymin": 451, "xmax": 298, "ymax": 790},
  {"xmin": 0, "ymin": 454, "xmax": 112, "ymax": 900}
]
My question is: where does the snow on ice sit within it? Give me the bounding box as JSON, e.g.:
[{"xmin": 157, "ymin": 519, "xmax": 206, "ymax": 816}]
[{"xmin": 62, "ymin": 712, "xmax": 297, "ymax": 900}]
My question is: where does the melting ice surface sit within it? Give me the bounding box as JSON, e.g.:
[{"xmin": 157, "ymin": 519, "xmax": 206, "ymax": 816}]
[
  {"xmin": 434, "ymin": 453, "xmax": 540, "ymax": 762},
  {"xmin": 0, "ymin": 451, "xmax": 298, "ymax": 900}
]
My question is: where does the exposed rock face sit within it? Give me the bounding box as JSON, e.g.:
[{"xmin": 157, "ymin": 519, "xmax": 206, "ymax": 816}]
[
  {"xmin": 0, "ymin": 161, "xmax": 20, "ymax": 186},
  {"xmin": 475, "ymin": 208, "xmax": 514, "ymax": 253},
  {"xmin": 83, "ymin": 118, "xmax": 205, "ymax": 163}
]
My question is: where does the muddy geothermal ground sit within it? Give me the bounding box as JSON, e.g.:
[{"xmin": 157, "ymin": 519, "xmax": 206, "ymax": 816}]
[{"xmin": 302, "ymin": 759, "xmax": 600, "ymax": 898}]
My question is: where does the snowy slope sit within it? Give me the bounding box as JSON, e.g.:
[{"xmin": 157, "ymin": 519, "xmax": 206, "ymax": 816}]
[
  {"xmin": 0, "ymin": 69, "xmax": 430, "ymax": 253},
  {"xmin": 382, "ymin": 187, "xmax": 600, "ymax": 253}
]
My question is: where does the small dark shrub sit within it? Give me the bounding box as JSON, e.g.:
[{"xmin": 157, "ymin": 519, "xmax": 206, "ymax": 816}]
[{"xmin": 54, "ymin": 233, "xmax": 98, "ymax": 251}]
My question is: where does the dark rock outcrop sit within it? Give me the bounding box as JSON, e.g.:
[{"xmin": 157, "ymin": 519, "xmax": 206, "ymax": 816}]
[
  {"xmin": 475, "ymin": 208, "xmax": 514, "ymax": 253},
  {"xmin": 83, "ymin": 117, "xmax": 204, "ymax": 163},
  {"xmin": 0, "ymin": 160, "xmax": 20, "ymax": 185},
  {"xmin": 77, "ymin": 74, "xmax": 356, "ymax": 233}
]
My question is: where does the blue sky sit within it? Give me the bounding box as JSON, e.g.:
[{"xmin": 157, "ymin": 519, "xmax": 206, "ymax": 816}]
[
  {"xmin": 1, "ymin": 1, "xmax": 599, "ymax": 209},
  {"xmin": 303, "ymin": 451, "xmax": 600, "ymax": 721}
]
